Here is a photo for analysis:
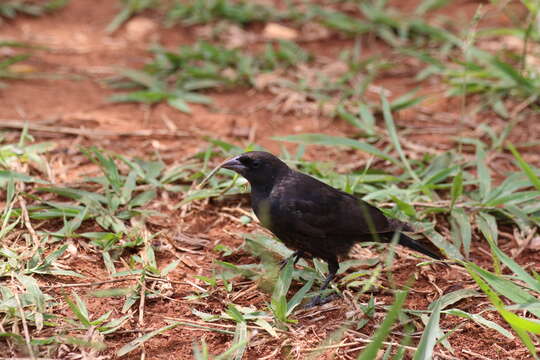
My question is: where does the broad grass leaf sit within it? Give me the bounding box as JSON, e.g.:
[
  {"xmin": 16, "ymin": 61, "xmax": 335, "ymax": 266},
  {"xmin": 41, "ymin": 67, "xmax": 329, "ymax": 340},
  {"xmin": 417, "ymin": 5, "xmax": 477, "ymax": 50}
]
[
  {"xmin": 445, "ymin": 309, "xmax": 514, "ymax": 339},
  {"xmin": 244, "ymin": 232, "xmax": 294, "ymax": 259},
  {"xmin": 435, "ymin": 288, "xmax": 480, "ymax": 310},
  {"xmin": 508, "ymin": 143, "xmax": 540, "ymax": 191},
  {"xmin": 129, "ymin": 190, "xmax": 157, "ymax": 208},
  {"xmin": 467, "ymin": 264, "xmax": 539, "ymax": 358},
  {"xmin": 117, "ymin": 322, "xmax": 183, "ymax": 356},
  {"xmin": 424, "ymin": 228, "xmax": 463, "ymax": 260},
  {"xmin": 488, "ymin": 243, "xmax": 540, "ymax": 293},
  {"xmin": 37, "ymin": 187, "xmax": 107, "ymax": 203},
  {"xmin": 0, "ymin": 170, "xmax": 48, "ymax": 184},
  {"xmin": 65, "ymin": 292, "xmax": 90, "ymax": 326},
  {"xmin": 485, "ymin": 190, "xmax": 540, "ymax": 207},
  {"xmin": 287, "ymin": 279, "xmax": 314, "ymax": 316},
  {"xmin": 476, "ymin": 144, "xmax": 491, "ymax": 201},
  {"xmin": 273, "ymin": 133, "xmax": 398, "ymax": 165},
  {"xmin": 271, "ymin": 258, "xmax": 293, "ymax": 321},
  {"xmin": 450, "ymin": 208, "xmax": 471, "ymax": 258},
  {"xmin": 254, "ymin": 318, "xmax": 278, "ymax": 338},
  {"xmin": 477, "ymin": 212, "xmax": 498, "ymax": 245},
  {"xmin": 118, "ymin": 69, "xmax": 162, "ymax": 89},
  {"xmin": 231, "ymin": 320, "xmax": 248, "ymax": 360},
  {"xmin": 381, "ymin": 95, "xmax": 419, "ymax": 180},
  {"xmin": 391, "ymin": 195, "xmax": 416, "ymax": 218},
  {"xmin": 450, "ymin": 170, "xmax": 463, "ymax": 209},
  {"xmin": 466, "ymin": 262, "xmax": 540, "ymax": 317},
  {"xmin": 390, "ymin": 91, "xmax": 425, "ymax": 111},
  {"xmin": 356, "ymin": 289, "xmax": 409, "ymax": 360},
  {"xmin": 358, "ymin": 103, "xmax": 376, "ymax": 135},
  {"xmin": 168, "ymin": 97, "xmax": 191, "ymax": 113},
  {"xmin": 489, "ymin": 58, "xmax": 534, "ymax": 92},
  {"xmin": 414, "ymin": 299, "xmax": 442, "ymax": 360}
]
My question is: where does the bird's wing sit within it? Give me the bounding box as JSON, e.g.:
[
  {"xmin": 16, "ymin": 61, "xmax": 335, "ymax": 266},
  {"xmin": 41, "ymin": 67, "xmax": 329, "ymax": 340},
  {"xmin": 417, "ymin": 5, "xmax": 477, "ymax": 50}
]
[
  {"xmin": 277, "ymin": 197, "xmax": 335, "ymax": 239},
  {"xmin": 271, "ymin": 174, "xmax": 391, "ymax": 239}
]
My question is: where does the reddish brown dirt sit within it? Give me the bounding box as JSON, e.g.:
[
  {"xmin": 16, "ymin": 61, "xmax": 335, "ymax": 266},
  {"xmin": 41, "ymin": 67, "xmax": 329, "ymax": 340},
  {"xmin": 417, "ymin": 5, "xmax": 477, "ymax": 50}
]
[{"xmin": 1, "ymin": 1, "xmax": 539, "ymax": 359}]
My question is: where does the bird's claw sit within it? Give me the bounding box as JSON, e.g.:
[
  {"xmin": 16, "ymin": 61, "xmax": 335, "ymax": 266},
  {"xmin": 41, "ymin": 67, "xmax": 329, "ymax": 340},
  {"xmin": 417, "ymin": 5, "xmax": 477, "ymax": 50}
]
[
  {"xmin": 279, "ymin": 251, "xmax": 303, "ymax": 270},
  {"xmin": 304, "ymin": 293, "xmax": 339, "ymax": 308}
]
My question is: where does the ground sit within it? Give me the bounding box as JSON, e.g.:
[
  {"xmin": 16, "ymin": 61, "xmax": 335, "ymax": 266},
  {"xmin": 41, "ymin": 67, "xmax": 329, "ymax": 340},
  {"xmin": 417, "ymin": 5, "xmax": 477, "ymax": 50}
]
[{"xmin": 0, "ymin": 0, "xmax": 539, "ymax": 359}]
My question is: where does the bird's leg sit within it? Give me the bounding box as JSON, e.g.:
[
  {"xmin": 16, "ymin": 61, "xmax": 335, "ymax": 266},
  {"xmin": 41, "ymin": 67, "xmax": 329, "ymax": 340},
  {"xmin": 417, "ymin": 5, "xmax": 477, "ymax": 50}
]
[
  {"xmin": 279, "ymin": 251, "xmax": 304, "ymax": 270},
  {"xmin": 306, "ymin": 257, "xmax": 339, "ymax": 308}
]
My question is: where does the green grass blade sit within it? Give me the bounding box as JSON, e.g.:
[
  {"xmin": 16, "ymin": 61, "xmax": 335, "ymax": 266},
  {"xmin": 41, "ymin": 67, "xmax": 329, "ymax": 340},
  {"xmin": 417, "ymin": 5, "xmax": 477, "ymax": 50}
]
[
  {"xmin": 356, "ymin": 288, "xmax": 409, "ymax": 360},
  {"xmin": 445, "ymin": 308, "xmax": 514, "ymax": 339},
  {"xmin": 231, "ymin": 321, "xmax": 248, "ymax": 360},
  {"xmin": 466, "ymin": 262, "xmax": 540, "ymax": 317},
  {"xmin": 450, "ymin": 208, "xmax": 471, "ymax": 258},
  {"xmin": 450, "ymin": 208, "xmax": 472, "ymax": 258},
  {"xmin": 215, "ymin": 336, "xmax": 249, "ymax": 360},
  {"xmin": 358, "ymin": 103, "xmax": 377, "ymax": 135},
  {"xmin": 424, "ymin": 227, "xmax": 463, "ymax": 260},
  {"xmin": 413, "ymin": 299, "xmax": 441, "ymax": 360},
  {"xmin": 65, "ymin": 293, "xmax": 90, "ymax": 326},
  {"xmin": 117, "ymin": 322, "xmax": 183, "ymax": 357},
  {"xmin": 390, "ymin": 91, "xmax": 425, "ymax": 112},
  {"xmin": 477, "ymin": 211, "xmax": 498, "ymax": 245},
  {"xmin": 287, "ymin": 279, "xmax": 314, "ymax": 316},
  {"xmin": 381, "ymin": 96, "xmax": 419, "ymax": 181},
  {"xmin": 488, "ymin": 243, "xmax": 540, "ymax": 293},
  {"xmin": 273, "ymin": 133, "xmax": 399, "ymax": 165},
  {"xmin": 271, "ymin": 257, "xmax": 294, "ymax": 322},
  {"xmin": 450, "ymin": 170, "xmax": 463, "ymax": 210},
  {"xmin": 0, "ymin": 170, "xmax": 48, "ymax": 184},
  {"xmin": 476, "ymin": 144, "xmax": 491, "ymax": 201},
  {"xmin": 489, "ymin": 57, "xmax": 534, "ymax": 92},
  {"xmin": 436, "ymin": 288, "xmax": 479, "ymax": 309},
  {"xmin": 508, "ymin": 143, "xmax": 540, "ymax": 191},
  {"xmin": 466, "ymin": 264, "xmax": 540, "ymax": 358}
]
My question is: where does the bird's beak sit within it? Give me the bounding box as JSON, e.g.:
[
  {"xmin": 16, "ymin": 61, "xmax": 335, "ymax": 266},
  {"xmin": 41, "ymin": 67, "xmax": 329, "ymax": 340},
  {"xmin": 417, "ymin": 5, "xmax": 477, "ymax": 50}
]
[{"xmin": 221, "ymin": 156, "xmax": 246, "ymax": 173}]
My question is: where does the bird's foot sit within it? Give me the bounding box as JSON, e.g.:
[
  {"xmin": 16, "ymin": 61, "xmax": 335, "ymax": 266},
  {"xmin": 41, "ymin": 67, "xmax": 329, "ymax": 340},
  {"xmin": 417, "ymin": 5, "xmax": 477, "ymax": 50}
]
[
  {"xmin": 278, "ymin": 257, "xmax": 289, "ymax": 270},
  {"xmin": 304, "ymin": 293, "xmax": 339, "ymax": 308},
  {"xmin": 279, "ymin": 251, "xmax": 303, "ymax": 270}
]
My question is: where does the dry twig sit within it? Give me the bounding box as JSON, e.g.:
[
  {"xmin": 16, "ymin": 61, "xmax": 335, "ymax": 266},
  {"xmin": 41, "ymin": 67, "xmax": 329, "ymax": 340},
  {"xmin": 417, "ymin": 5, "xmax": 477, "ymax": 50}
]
[
  {"xmin": 0, "ymin": 119, "xmax": 191, "ymax": 138},
  {"xmin": 14, "ymin": 291, "xmax": 36, "ymax": 360}
]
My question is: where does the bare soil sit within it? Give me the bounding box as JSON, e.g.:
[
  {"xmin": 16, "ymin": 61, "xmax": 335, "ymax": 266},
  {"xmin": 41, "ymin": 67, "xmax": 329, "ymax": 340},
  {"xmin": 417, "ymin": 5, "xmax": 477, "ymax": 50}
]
[{"xmin": 1, "ymin": 0, "xmax": 539, "ymax": 359}]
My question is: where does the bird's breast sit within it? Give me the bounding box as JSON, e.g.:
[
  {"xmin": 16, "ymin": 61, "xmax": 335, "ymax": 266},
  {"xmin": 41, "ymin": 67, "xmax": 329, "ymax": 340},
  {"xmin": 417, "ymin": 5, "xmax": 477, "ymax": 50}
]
[{"xmin": 251, "ymin": 194, "xmax": 274, "ymax": 229}]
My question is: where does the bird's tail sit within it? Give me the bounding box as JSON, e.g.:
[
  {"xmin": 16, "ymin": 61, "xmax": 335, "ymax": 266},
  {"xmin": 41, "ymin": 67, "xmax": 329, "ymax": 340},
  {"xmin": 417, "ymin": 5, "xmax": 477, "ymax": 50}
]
[{"xmin": 397, "ymin": 233, "xmax": 442, "ymax": 260}]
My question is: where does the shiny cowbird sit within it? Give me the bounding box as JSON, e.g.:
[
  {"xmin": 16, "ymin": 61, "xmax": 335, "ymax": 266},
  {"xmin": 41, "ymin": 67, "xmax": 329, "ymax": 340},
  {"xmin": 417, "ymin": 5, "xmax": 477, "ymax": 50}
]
[{"xmin": 221, "ymin": 151, "xmax": 441, "ymax": 306}]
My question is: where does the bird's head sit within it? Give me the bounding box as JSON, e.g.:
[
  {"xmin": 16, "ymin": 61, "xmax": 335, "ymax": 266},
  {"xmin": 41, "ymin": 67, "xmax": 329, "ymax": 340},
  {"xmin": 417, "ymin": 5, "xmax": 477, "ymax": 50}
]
[{"xmin": 221, "ymin": 151, "xmax": 290, "ymax": 188}]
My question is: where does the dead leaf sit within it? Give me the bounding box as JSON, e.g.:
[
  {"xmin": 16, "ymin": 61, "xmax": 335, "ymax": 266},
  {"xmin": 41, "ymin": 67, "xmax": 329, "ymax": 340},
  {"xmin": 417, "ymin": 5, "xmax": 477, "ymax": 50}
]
[
  {"xmin": 253, "ymin": 72, "xmax": 284, "ymax": 90},
  {"xmin": 300, "ymin": 22, "xmax": 331, "ymax": 41},
  {"xmin": 8, "ymin": 64, "xmax": 37, "ymax": 73},
  {"xmin": 263, "ymin": 23, "xmax": 298, "ymax": 40},
  {"xmin": 125, "ymin": 17, "xmax": 157, "ymax": 42},
  {"xmin": 529, "ymin": 236, "xmax": 540, "ymax": 250}
]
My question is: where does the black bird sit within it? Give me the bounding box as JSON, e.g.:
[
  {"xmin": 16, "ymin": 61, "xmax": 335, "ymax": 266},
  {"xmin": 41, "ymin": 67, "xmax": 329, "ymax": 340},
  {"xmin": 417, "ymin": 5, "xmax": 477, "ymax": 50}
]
[{"xmin": 221, "ymin": 151, "xmax": 441, "ymax": 306}]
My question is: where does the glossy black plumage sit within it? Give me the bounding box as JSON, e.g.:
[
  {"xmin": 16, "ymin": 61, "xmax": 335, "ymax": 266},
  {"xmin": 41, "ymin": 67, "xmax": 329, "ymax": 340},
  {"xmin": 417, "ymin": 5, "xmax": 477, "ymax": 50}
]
[{"xmin": 222, "ymin": 151, "xmax": 441, "ymax": 306}]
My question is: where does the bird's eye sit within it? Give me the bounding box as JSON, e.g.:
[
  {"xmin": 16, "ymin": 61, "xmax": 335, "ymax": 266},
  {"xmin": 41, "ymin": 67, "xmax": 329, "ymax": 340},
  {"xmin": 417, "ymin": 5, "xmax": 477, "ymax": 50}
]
[{"xmin": 252, "ymin": 160, "xmax": 261, "ymax": 168}]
